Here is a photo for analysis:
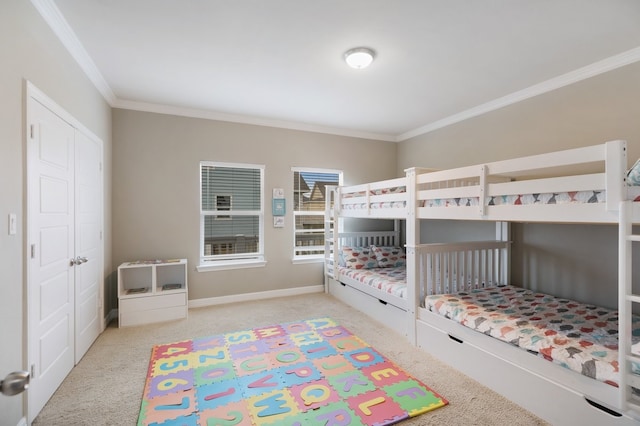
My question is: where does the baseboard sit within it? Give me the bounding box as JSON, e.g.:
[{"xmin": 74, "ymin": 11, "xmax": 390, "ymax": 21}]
[{"xmin": 188, "ymin": 285, "xmax": 324, "ymax": 308}]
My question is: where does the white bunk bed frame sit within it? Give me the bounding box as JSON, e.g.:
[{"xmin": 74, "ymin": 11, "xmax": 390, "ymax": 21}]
[
  {"xmin": 325, "ymin": 139, "xmax": 640, "ymax": 425},
  {"xmin": 324, "ymin": 182, "xmax": 410, "ymax": 335},
  {"xmin": 324, "ymin": 177, "xmax": 510, "ymax": 338}
]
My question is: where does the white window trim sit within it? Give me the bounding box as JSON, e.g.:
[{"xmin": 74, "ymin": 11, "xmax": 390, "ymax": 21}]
[
  {"xmin": 197, "ymin": 259, "xmax": 267, "ymax": 272},
  {"xmin": 199, "ymin": 162, "xmax": 265, "ymax": 270},
  {"xmin": 291, "ymin": 167, "xmax": 342, "ymax": 262}
]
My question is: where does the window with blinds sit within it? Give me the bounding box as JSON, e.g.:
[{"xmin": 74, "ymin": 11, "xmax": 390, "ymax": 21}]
[
  {"xmin": 292, "ymin": 168, "xmax": 342, "ymax": 260},
  {"xmin": 200, "ymin": 162, "xmax": 264, "ymax": 265}
]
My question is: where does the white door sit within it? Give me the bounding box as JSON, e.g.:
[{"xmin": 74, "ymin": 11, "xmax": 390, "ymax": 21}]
[
  {"xmin": 27, "ymin": 97, "xmax": 76, "ymax": 421},
  {"xmin": 26, "ymin": 89, "xmax": 104, "ymax": 421},
  {"xmin": 74, "ymin": 130, "xmax": 103, "ymax": 361}
]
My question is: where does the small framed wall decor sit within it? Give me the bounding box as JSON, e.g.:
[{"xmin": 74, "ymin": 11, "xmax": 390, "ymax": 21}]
[
  {"xmin": 272, "ymin": 198, "xmax": 286, "ymax": 216},
  {"xmin": 273, "ymin": 216, "xmax": 285, "ymax": 228}
]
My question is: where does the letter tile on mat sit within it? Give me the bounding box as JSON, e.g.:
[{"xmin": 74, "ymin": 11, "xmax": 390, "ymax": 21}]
[{"xmin": 137, "ymin": 317, "xmax": 447, "ymax": 426}]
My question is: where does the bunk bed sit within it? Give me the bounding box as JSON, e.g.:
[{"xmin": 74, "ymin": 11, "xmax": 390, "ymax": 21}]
[
  {"xmin": 325, "ymin": 139, "xmax": 640, "ymax": 424},
  {"xmin": 406, "ymin": 139, "xmax": 640, "ymax": 425},
  {"xmin": 324, "ymin": 174, "xmax": 507, "ymax": 338}
]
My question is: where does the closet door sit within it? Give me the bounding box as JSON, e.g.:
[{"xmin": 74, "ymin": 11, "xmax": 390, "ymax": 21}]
[
  {"xmin": 26, "ymin": 89, "xmax": 104, "ymax": 421},
  {"xmin": 27, "ymin": 97, "xmax": 76, "ymax": 421}
]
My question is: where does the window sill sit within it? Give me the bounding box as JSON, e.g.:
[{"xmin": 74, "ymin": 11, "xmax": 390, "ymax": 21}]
[
  {"xmin": 197, "ymin": 259, "xmax": 267, "ymax": 272},
  {"xmin": 292, "ymin": 256, "xmax": 325, "ymax": 265}
]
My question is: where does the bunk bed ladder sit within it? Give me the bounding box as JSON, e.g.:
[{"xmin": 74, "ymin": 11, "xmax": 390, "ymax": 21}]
[
  {"xmin": 619, "ymin": 200, "xmax": 640, "ymax": 419},
  {"xmin": 324, "ymin": 185, "xmax": 338, "ymax": 292}
]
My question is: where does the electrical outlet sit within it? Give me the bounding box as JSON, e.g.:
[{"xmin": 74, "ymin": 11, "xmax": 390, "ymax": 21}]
[{"xmin": 9, "ymin": 213, "xmax": 16, "ymax": 235}]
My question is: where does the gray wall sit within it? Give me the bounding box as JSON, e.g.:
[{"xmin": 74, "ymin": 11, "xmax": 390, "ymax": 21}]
[
  {"xmin": 0, "ymin": 1, "xmax": 112, "ymax": 424},
  {"xmin": 398, "ymin": 61, "xmax": 640, "ymax": 309},
  {"xmin": 112, "ymin": 109, "xmax": 397, "ymax": 300}
]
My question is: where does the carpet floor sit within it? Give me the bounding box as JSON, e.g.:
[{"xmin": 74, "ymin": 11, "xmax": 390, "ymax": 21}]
[{"xmin": 33, "ymin": 292, "xmax": 548, "ymax": 425}]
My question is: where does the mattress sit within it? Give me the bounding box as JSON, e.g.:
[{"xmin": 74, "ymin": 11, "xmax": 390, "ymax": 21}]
[
  {"xmin": 425, "ymin": 285, "xmax": 640, "ymax": 387},
  {"xmin": 337, "ymin": 265, "xmax": 406, "ymax": 299}
]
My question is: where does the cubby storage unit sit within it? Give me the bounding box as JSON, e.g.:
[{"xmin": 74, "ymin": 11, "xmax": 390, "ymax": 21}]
[{"xmin": 117, "ymin": 259, "xmax": 188, "ymax": 327}]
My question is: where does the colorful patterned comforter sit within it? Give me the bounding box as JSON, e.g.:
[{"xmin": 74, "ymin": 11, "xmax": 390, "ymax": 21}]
[
  {"xmin": 425, "ymin": 285, "xmax": 640, "ymax": 387},
  {"xmin": 337, "ymin": 265, "xmax": 406, "ymax": 299}
]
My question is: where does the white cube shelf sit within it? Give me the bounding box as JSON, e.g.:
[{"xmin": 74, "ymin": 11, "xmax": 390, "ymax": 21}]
[{"xmin": 117, "ymin": 259, "xmax": 188, "ymax": 327}]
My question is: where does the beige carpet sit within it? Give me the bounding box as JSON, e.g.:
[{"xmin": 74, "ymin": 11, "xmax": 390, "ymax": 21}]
[{"xmin": 33, "ymin": 293, "xmax": 548, "ymax": 425}]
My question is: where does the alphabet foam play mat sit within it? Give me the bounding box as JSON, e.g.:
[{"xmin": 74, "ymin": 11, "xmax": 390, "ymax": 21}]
[{"xmin": 137, "ymin": 317, "xmax": 447, "ymax": 425}]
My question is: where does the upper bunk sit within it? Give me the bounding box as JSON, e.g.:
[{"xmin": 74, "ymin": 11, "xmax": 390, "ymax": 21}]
[
  {"xmin": 329, "ymin": 139, "xmax": 640, "ymax": 224},
  {"xmin": 329, "ymin": 167, "xmax": 439, "ymax": 220},
  {"xmin": 332, "ymin": 176, "xmax": 409, "ymax": 219},
  {"xmin": 409, "ymin": 139, "xmax": 640, "ymax": 224}
]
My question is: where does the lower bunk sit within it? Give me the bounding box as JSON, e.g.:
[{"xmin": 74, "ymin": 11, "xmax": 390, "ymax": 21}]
[
  {"xmin": 325, "ymin": 233, "xmax": 509, "ymax": 339},
  {"xmin": 417, "ymin": 284, "xmax": 640, "ymax": 425},
  {"xmin": 326, "ymin": 234, "xmax": 640, "ymax": 423}
]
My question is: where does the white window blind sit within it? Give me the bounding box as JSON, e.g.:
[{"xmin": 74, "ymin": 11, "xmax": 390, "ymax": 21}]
[
  {"xmin": 292, "ymin": 168, "xmax": 342, "ymax": 260},
  {"xmin": 200, "ymin": 162, "xmax": 264, "ymax": 267}
]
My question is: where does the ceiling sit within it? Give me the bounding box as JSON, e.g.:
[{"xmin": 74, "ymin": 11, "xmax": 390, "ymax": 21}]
[{"xmin": 36, "ymin": 0, "xmax": 640, "ymax": 141}]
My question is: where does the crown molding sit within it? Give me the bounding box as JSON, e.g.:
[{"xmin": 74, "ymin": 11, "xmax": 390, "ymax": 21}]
[
  {"xmin": 30, "ymin": 0, "xmax": 116, "ymax": 105},
  {"xmin": 398, "ymin": 46, "xmax": 640, "ymax": 142},
  {"xmin": 32, "ymin": 0, "xmax": 640, "ymax": 143},
  {"xmin": 113, "ymin": 98, "xmax": 398, "ymax": 142}
]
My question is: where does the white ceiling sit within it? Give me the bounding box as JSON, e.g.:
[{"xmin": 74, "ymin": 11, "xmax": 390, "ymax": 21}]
[{"xmin": 37, "ymin": 0, "xmax": 640, "ymax": 141}]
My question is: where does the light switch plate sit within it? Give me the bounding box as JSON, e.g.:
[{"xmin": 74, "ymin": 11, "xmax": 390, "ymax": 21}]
[{"xmin": 9, "ymin": 213, "xmax": 16, "ymax": 235}]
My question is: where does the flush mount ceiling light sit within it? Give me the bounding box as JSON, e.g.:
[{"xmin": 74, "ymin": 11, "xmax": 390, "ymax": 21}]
[{"xmin": 344, "ymin": 47, "xmax": 375, "ymax": 69}]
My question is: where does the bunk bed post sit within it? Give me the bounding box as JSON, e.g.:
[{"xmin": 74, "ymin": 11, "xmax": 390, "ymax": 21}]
[
  {"xmin": 496, "ymin": 222, "xmax": 510, "ymax": 285},
  {"xmin": 393, "ymin": 219, "xmax": 400, "ymax": 245},
  {"xmin": 618, "ymin": 200, "xmax": 631, "ymax": 413},
  {"xmin": 479, "ymin": 164, "xmax": 488, "ymax": 217},
  {"xmin": 606, "ymin": 140, "xmax": 627, "ymax": 212},
  {"xmin": 405, "ymin": 167, "xmax": 419, "ymax": 345}
]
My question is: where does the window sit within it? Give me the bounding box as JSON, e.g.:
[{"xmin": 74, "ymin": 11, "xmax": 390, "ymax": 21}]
[
  {"xmin": 292, "ymin": 168, "xmax": 342, "ymax": 261},
  {"xmin": 199, "ymin": 162, "xmax": 265, "ymax": 270}
]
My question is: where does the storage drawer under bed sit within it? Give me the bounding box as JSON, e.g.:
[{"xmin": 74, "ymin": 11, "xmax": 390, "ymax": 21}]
[{"xmin": 328, "ymin": 278, "xmax": 407, "ymax": 337}]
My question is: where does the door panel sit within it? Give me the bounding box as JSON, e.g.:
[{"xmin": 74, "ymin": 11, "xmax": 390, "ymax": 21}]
[
  {"xmin": 74, "ymin": 130, "xmax": 102, "ymax": 361},
  {"xmin": 39, "ymin": 316, "xmax": 71, "ymax": 375},
  {"xmin": 40, "ymin": 177, "xmax": 69, "ymax": 213},
  {"xmin": 28, "ymin": 98, "xmax": 75, "ymax": 421},
  {"xmin": 40, "ymin": 272, "xmax": 70, "ymax": 319}
]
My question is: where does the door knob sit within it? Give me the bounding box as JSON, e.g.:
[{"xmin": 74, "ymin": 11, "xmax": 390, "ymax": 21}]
[
  {"xmin": 1, "ymin": 371, "xmax": 30, "ymax": 396},
  {"xmin": 69, "ymin": 256, "xmax": 89, "ymax": 266}
]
